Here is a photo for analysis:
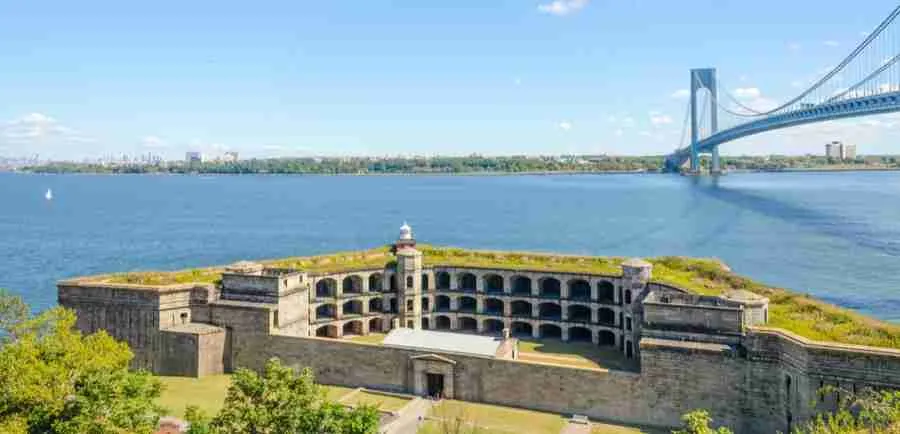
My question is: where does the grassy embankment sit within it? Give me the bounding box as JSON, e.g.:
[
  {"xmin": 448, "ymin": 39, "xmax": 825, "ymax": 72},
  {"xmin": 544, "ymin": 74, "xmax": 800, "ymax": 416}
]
[{"xmin": 99, "ymin": 245, "xmax": 900, "ymax": 349}]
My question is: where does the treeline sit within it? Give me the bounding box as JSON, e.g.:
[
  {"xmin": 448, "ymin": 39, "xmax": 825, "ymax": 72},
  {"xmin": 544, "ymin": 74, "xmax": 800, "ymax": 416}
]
[
  {"xmin": 22, "ymin": 156, "xmax": 665, "ymax": 175},
  {"xmin": 719, "ymin": 154, "xmax": 900, "ymax": 171}
]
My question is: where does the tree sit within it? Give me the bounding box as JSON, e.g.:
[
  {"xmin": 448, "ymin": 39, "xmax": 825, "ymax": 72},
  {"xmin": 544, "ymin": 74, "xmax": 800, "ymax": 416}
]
[
  {"xmin": 793, "ymin": 387, "xmax": 900, "ymax": 434},
  {"xmin": 673, "ymin": 410, "xmax": 733, "ymax": 434},
  {"xmin": 0, "ymin": 289, "xmax": 163, "ymax": 434},
  {"xmin": 201, "ymin": 358, "xmax": 379, "ymax": 434}
]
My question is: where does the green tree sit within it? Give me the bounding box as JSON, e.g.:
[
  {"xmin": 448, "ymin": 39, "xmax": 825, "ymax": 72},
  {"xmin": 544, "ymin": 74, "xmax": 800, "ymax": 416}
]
[
  {"xmin": 793, "ymin": 387, "xmax": 900, "ymax": 434},
  {"xmin": 673, "ymin": 410, "xmax": 733, "ymax": 434},
  {"xmin": 0, "ymin": 289, "xmax": 163, "ymax": 434},
  {"xmin": 205, "ymin": 358, "xmax": 379, "ymax": 434}
]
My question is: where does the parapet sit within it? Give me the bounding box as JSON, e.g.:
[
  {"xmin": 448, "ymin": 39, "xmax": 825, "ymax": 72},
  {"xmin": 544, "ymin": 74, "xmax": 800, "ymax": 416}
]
[{"xmin": 220, "ymin": 261, "xmax": 308, "ymax": 304}]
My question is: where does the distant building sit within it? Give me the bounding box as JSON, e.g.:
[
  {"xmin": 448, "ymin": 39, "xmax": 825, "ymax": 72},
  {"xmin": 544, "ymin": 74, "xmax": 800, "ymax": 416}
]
[
  {"xmin": 223, "ymin": 151, "xmax": 239, "ymax": 162},
  {"xmin": 825, "ymin": 141, "xmax": 857, "ymax": 160},
  {"xmin": 185, "ymin": 152, "xmax": 204, "ymax": 163}
]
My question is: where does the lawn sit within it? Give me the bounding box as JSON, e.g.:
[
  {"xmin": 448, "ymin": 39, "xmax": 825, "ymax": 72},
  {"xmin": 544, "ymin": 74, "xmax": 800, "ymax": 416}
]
[
  {"xmin": 92, "ymin": 245, "xmax": 900, "ymax": 349},
  {"xmin": 157, "ymin": 375, "xmax": 232, "ymax": 418},
  {"xmin": 347, "ymin": 332, "xmax": 387, "ymax": 345},
  {"xmin": 425, "ymin": 400, "xmax": 566, "ymax": 434},
  {"xmin": 516, "ymin": 338, "xmax": 633, "ymax": 371},
  {"xmin": 157, "ymin": 375, "xmax": 355, "ymax": 418},
  {"xmin": 341, "ymin": 390, "xmax": 412, "ymax": 412}
]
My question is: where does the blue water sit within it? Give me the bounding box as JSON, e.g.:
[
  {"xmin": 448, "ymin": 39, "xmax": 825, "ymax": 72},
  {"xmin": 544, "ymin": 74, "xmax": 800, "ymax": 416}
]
[{"xmin": 1, "ymin": 171, "xmax": 899, "ymax": 321}]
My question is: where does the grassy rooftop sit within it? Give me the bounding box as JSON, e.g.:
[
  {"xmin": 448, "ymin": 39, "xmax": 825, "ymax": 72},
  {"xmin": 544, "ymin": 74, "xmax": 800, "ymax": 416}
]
[{"xmin": 95, "ymin": 245, "xmax": 900, "ymax": 349}]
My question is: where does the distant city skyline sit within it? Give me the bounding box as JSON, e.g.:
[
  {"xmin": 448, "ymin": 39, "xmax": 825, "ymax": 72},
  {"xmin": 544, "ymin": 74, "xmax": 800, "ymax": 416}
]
[{"xmin": 1, "ymin": 0, "xmax": 899, "ymax": 160}]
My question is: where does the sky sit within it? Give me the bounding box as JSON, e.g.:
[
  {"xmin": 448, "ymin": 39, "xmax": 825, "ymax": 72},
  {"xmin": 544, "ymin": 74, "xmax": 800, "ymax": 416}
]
[{"xmin": 1, "ymin": 0, "xmax": 899, "ymax": 160}]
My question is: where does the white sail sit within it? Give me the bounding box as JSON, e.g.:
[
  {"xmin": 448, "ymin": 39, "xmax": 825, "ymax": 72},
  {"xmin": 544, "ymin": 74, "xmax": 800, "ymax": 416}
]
[{"xmin": 45, "ymin": 189, "xmax": 53, "ymax": 200}]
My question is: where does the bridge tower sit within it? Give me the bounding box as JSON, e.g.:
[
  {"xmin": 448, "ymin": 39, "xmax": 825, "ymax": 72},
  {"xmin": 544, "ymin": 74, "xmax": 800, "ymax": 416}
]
[{"xmin": 690, "ymin": 68, "xmax": 720, "ymax": 174}]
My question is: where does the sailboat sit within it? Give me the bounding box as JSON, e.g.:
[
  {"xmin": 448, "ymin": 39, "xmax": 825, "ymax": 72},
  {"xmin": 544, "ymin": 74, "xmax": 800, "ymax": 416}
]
[{"xmin": 45, "ymin": 189, "xmax": 53, "ymax": 201}]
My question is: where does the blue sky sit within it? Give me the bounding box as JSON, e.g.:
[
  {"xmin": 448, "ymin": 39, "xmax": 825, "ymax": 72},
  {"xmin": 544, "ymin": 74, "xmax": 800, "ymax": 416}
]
[{"xmin": 1, "ymin": 0, "xmax": 898, "ymax": 159}]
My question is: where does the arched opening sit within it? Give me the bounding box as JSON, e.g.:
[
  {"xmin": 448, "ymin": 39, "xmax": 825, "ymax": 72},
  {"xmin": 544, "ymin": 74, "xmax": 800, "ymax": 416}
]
[
  {"xmin": 567, "ymin": 304, "xmax": 591, "ymax": 323},
  {"xmin": 598, "ymin": 330, "xmax": 616, "ymax": 347},
  {"xmin": 368, "ymin": 298, "xmax": 383, "ymax": 313},
  {"xmin": 626, "ymin": 341, "xmax": 634, "ymax": 358},
  {"xmin": 343, "ymin": 300, "xmax": 362, "ymax": 316},
  {"xmin": 436, "ymin": 271, "xmax": 451, "ymax": 290},
  {"xmin": 316, "ymin": 304, "xmax": 336, "ymax": 319},
  {"xmin": 458, "ymin": 273, "xmax": 477, "ymax": 291},
  {"xmin": 316, "ymin": 278, "xmax": 337, "ymax": 298},
  {"xmin": 435, "ymin": 295, "xmax": 451, "ymax": 311},
  {"xmin": 421, "ymin": 297, "xmax": 430, "ymax": 312},
  {"xmin": 538, "ymin": 302, "xmax": 561, "ymax": 320},
  {"xmin": 568, "ymin": 279, "xmax": 590, "ymax": 300},
  {"xmin": 435, "ymin": 315, "xmax": 451, "ymax": 330},
  {"xmin": 598, "ymin": 308, "xmax": 615, "ymax": 326},
  {"xmin": 369, "ymin": 317, "xmax": 383, "ymax": 333},
  {"xmin": 343, "ymin": 320, "xmax": 363, "ymax": 336},
  {"xmin": 484, "ymin": 274, "xmax": 504, "ymax": 294},
  {"xmin": 315, "ymin": 325, "xmax": 338, "ymax": 338},
  {"xmin": 458, "ymin": 296, "xmax": 477, "ymax": 313},
  {"xmin": 422, "ymin": 273, "xmax": 430, "ymax": 290},
  {"xmin": 568, "ymin": 326, "xmax": 592, "ymax": 342},
  {"xmin": 511, "ymin": 276, "xmax": 532, "ymax": 295},
  {"xmin": 511, "ymin": 300, "xmax": 532, "ymax": 317},
  {"xmin": 539, "ymin": 278, "xmax": 561, "ymax": 298},
  {"xmin": 458, "ymin": 316, "xmax": 478, "ymax": 332},
  {"xmin": 422, "ymin": 317, "xmax": 430, "ymax": 329},
  {"xmin": 511, "ymin": 321, "xmax": 533, "ymax": 336},
  {"xmin": 343, "ymin": 275, "xmax": 362, "ymax": 294},
  {"xmin": 597, "ymin": 281, "xmax": 615, "ymax": 303},
  {"xmin": 389, "ymin": 298, "xmax": 397, "ymax": 313},
  {"xmin": 539, "ymin": 324, "xmax": 562, "ymax": 340},
  {"xmin": 484, "ymin": 298, "xmax": 503, "ymax": 315},
  {"xmin": 624, "ymin": 289, "xmax": 632, "ymax": 304},
  {"xmin": 483, "ymin": 319, "xmax": 504, "ymax": 334},
  {"xmin": 369, "ymin": 273, "xmax": 383, "ymax": 291},
  {"xmin": 406, "ymin": 299, "xmax": 413, "ymax": 312},
  {"xmin": 406, "ymin": 276, "xmax": 414, "ymax": 289},
  {"xmin": 390, "ymin": 274, "xmax": 398, "ymax": 291}
]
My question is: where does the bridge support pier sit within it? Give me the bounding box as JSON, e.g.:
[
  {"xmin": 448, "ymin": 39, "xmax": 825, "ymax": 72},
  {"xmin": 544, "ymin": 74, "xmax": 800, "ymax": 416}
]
[{"xmin": 710, "ymin": 146, "xmax": 723, "ymax": 175}]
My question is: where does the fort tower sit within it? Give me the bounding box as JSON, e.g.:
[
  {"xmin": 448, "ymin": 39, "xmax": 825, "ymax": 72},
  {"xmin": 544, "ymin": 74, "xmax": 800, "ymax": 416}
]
[{"xmin": 395, "ymin": 222, "xmax": 423, "ymax": 329}]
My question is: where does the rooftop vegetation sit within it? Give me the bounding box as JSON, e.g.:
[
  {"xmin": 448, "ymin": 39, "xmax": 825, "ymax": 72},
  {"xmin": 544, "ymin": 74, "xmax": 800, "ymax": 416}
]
[{"xmin": 94, "ymin": 245, "xmax": 900, "ymax": 349}]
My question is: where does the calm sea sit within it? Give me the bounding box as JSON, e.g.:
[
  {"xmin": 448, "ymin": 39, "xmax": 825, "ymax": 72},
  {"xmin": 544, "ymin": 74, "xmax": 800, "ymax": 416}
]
[{"xmin": 1, "ymin": 171, "xmax": 899, "ymax": 321}]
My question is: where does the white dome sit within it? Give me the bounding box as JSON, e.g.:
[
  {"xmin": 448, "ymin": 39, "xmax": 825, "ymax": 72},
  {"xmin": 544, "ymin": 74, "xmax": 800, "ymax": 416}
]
[{"xmin": 399, "ymin": 222, "xmax": 413, "ymax": 240}]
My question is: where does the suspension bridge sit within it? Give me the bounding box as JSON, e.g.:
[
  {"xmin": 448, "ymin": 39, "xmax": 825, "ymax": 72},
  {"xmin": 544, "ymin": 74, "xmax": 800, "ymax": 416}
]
[{"xmin": 665, "ymin": 4, "xmax": 900, "ymax": 173}]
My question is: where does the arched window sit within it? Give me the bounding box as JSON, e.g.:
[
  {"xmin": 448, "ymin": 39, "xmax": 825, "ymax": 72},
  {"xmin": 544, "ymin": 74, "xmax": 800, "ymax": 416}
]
[{"xmin": 406, "ymin": 276, "xmax": 414, "ymax": 288}]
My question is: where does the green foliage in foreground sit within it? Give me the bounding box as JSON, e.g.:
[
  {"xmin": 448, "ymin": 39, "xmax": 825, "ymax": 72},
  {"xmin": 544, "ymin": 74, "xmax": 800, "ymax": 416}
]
[
  {"xmin": 97, "ymin": 245, "xmax": 900, "ymax": 349},
  {"xmin": 673, "ymin": 410, "xmax": 733, "ymax": 434},
  {"xmin": 0, "ymin": 289, "xmax": 164, "ymax": 434},
  {"xmin": 185, "ymin": 358, "xmax": 379, "ymax": 434},
  {"xmin": 679, "ymin": 388, "xmax": 900, "ymax": 434}
]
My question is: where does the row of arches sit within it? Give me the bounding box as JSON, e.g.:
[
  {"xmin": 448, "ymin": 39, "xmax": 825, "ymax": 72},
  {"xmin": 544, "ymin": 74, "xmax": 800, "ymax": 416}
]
[
  {"xmin": 431, "ymin": 296, "xmax": 617, "ymax": 324},
  {"xmin": 314, "ymin": 272, "xmax": 622, "ymax": 304},
  {"xmin": 429, "ymin": 316, "xmax": 618, "ymax": 346},
  {"xmin": 433, "ymin": 272, "xmax": 617, "ymax": 301}
]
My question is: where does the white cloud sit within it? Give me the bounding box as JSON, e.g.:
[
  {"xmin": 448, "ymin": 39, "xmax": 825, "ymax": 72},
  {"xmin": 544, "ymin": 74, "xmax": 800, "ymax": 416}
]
[
  {"xmin": 538, "ymin": 0, "xmax": 588, "ymax": 16},
  {"xmin": 824, "ymin": 40, "xmax": 840, "ymax": 47},
  {"xmin": 733, "ymin": 87, "xmax": 762, "ymax": 99},
  {"xmin": 558, "ymin": 121, "xmax": 573, "ymax": 131},
  {"xmin": 1, "ymin": 113, "xmax": 92, "ymax": 144},
  {"xmin": 671, "ymin": 89, "xmax": 690, "ymax": 99},
  {"xmin": 650, "ymin": 114, "xmax": 673, "ymax": 125}
]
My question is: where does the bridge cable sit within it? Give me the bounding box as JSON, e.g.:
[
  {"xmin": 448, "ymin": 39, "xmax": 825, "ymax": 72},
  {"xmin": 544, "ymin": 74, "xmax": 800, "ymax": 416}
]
[
  {"xmin": 733, "ymin": 4, "xmax": 900, "ymax": 116},
  {"xmin": 826, "ymin": 51, "xmax": 900, "ymax": 103}
]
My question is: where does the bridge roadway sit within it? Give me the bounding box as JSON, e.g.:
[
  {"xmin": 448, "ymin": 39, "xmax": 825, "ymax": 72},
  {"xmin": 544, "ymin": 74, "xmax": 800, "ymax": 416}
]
[{"xmin": 666, "ymin": 90, "xmax": 900, "ymax": 171}]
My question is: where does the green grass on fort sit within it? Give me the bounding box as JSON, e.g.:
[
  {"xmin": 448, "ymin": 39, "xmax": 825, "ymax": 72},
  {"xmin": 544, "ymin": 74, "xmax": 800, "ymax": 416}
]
[{"xmin": 99, "ymin": 245, "xmax": 900, "ymax": 350}]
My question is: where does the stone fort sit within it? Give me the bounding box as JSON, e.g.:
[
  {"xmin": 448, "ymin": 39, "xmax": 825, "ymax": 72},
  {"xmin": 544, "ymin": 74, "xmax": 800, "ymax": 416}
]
[{"xmin": 58, "ymin": 224, "xmax": 900, "ymax": 433}]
